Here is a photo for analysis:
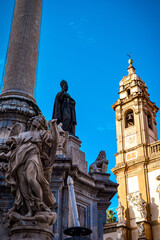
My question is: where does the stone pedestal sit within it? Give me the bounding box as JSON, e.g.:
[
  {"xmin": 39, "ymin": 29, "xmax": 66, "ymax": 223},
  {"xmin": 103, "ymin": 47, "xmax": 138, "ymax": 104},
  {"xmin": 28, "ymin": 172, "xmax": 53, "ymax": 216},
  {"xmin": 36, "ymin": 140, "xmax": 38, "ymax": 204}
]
[
  {"xmin": 90, "ymin": 172, "xmax": 110, "ymax": 182},
  {"xmin": 10, "ymin": 225, "xmax": 54, "ymax": 240},
  {"xmin": 0, "ymin": 161, "xmax": 13, "ymax": 240},
  {"xmin": 9, "ymin": 212, "xmax": 56, "ymax": 240},
  {"xmin": 67, "ymin": 135, "xmax": 87, "ymax": 174},
  {"xmin": 116, "ymin": 223, "xmax": 129, "ymax": 240},
  {"xmin": 52, "ymin": 153, "xmax": 118, "ymax": 240},
  {"xmin": 136, "ymin": 220, "xmax": 152, "ymax": 240}
]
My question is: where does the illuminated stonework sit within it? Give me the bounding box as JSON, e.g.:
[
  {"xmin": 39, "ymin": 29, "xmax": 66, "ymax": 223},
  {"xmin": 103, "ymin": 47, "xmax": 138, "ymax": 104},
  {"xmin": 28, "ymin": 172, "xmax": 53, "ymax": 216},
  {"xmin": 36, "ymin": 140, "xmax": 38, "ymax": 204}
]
[{"xmin": 111, "ymin": 59, "xmax": 160, "ymax": 240}]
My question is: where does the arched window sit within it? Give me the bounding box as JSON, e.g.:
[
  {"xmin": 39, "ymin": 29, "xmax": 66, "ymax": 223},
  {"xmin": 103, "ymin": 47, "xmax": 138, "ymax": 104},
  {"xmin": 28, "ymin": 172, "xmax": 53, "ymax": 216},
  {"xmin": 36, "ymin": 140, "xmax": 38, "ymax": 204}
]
[
  {"xmin": 125, "ymin": 109, "xmax": 134, "ymax": 128},
  {"xmin": 147, "ymin": 113, "xmax": 152, "ymax": 129},
  {"xmin": 127, "ymin": 89, "xmax": 131, "ymax": 97}
]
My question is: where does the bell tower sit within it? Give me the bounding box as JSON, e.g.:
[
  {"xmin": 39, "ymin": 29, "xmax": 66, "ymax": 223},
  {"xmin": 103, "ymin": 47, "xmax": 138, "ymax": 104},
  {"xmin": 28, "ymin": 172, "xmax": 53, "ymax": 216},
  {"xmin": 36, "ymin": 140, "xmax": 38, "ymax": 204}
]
[
  {"xmin": 112, "ymin": 59, "xmax": 159, "ymax": 239},
  {"xmin": 113, "ymin": 59, "xmax": 158, "ymax": 158}
]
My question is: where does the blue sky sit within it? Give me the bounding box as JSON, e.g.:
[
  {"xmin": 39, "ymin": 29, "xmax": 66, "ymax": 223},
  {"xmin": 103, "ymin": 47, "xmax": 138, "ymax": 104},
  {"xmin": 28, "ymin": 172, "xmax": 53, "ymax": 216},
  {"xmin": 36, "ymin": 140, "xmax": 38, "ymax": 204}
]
[{"xmin": 0, "ymin": 0, "xmax": 160, "ymax": 213}]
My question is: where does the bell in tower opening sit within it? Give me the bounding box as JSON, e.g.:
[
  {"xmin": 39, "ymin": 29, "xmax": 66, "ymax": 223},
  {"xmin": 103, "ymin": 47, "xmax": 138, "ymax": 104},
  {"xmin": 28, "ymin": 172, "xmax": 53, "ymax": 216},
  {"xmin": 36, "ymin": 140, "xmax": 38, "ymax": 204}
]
[{"xmin": 125, "ymin": 110, "xmax": 134, "ymax": 128}]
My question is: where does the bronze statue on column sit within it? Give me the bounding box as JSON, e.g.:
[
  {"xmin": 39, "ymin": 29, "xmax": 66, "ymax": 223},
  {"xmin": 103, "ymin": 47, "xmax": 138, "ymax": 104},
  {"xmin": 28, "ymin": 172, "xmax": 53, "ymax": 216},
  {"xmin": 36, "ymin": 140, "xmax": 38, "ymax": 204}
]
[{"xmin": 52, "ymin": 80, "xmax": 77, "ymax": 135}]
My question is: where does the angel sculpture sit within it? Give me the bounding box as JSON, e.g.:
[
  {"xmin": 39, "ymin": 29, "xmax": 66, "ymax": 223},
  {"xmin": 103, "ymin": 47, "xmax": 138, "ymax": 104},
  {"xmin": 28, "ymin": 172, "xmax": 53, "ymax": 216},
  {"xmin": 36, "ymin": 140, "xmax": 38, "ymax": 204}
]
[{"xmin": 0, "ymin": 115, "xmax": 59, "ymax": 218}]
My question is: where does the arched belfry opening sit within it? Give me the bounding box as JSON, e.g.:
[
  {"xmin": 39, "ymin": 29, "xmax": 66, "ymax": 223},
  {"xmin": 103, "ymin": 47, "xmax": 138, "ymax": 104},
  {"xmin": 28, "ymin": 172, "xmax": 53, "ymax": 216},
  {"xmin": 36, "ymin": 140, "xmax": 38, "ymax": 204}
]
[
  {"xmin": 147, "ymin": 113, "xmax": 152, "ymax": 129},
  {"xmin": 125, "ymin": 109, "xmax": 134, "ymax": 128},
  {"xmin": 127, "ymin": 89, "xmax": 131, "ymax": 97}
]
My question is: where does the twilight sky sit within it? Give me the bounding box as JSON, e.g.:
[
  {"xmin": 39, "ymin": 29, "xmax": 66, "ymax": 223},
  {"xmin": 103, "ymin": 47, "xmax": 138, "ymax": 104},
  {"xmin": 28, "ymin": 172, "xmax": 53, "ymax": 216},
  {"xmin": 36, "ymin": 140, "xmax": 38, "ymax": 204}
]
[{"xmin": 0, "ymin": 0, "xmax": 160, "ymax": 213}]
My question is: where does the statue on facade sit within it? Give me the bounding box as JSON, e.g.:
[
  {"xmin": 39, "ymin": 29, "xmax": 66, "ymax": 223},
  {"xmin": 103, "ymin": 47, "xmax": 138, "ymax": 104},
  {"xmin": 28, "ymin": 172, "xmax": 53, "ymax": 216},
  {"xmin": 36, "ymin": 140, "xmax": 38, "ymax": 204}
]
[
  {"xmin": 136, "ymin": 193, "xmax": 147, "ymax": 220},
  {"xmin": 0, "ymin": 115, "xmax": 59, "ymax": 222},
  {"xmin": 52, "ymin": 80, "xmax": 77, "ymax": 135},
  {"xmin": 127, "ymin": 192, "xmax": 147, "ymax": 220},
  {"xmin": 156, "ymin": 175, "xmax": 160, "ymax": 201},
  {"xmin": 116, "ymin": 202, "xmax": 125, "ymax": 224},
  {"xmin": 89, "ymin": 151, "xmax": 108, "ymax": 174}
]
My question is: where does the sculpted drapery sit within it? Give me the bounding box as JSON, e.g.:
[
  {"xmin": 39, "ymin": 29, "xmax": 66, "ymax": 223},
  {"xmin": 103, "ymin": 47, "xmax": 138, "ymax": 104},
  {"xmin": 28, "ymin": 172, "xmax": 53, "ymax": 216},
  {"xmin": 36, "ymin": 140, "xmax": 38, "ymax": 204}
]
[{"xmin": 2, "ymin": 115, "xmax": 59, "ymax": 218}]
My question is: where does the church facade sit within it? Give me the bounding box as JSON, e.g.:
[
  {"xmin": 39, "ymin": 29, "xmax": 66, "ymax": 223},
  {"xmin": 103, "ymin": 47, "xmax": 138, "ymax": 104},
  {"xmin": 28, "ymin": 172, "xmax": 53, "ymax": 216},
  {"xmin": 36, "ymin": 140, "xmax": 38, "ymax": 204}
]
[{"xmin": 104, "ymin": 59, "xmax": 160, "ymax": 240}]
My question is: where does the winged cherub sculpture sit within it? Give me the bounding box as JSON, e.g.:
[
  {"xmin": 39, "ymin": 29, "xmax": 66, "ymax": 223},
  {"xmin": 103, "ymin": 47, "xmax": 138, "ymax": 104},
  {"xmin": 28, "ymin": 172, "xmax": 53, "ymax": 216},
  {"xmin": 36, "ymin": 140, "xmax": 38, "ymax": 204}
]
[{"xmin": 0, "ymin": 115, "xmax": 59, "ymax": 221}]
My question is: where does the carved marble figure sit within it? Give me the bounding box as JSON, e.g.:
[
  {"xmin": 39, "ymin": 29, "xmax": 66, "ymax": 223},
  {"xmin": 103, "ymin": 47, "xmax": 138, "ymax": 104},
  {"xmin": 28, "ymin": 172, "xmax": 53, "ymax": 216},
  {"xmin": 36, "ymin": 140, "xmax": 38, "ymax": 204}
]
[
  {"xmin": 136, "ymin": 193, "xmax": 147, "ymax": 220},
  {"xmin": 0, "ymin": 115, "xmax": 59, "ymax": 220},
  {"xmin": 156, "ymin": 175, "xmax": 160, "ymax": 204},
  {"xmin": 116, "ymin": 202, "xmax": 125, "ymax": 224},
  {"xmin": 52, "ymin": 80, "xmax": 77, "ymax": 135},
  {"xmin": 89, "ymin": 151, "xmax": 108, "ymax": 174},
  {"xmin": 127, "ymin": 192, "xmax": 147, "ymax": 220}
]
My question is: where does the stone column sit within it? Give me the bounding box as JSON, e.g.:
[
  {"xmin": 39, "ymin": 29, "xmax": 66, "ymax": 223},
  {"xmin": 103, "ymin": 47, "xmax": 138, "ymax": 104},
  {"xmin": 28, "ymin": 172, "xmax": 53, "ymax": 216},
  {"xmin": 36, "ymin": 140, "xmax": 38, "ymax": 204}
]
[
  {"xmin": 2, "ymin": 0, "xmax": 42, "ymax": 101},
  {"xmin": 0, "ymin": 0, "xmax": 42, "ymax": 146}
]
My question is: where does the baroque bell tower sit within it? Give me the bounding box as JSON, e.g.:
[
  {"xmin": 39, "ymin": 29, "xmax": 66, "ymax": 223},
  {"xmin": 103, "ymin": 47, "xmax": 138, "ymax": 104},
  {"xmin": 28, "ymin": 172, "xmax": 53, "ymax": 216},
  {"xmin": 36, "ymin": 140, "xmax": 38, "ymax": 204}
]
[{"xmin": 112, "ymin": 59, "xmax": 160, "ymax": 240}]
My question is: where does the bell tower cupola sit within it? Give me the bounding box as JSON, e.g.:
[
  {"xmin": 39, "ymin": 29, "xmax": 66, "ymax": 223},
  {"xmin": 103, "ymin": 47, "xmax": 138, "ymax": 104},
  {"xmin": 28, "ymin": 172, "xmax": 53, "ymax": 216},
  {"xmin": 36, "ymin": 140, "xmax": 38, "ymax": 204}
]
[{"xmin": 119, "ymin": 59, "xmax": 149, "ymax": 101}]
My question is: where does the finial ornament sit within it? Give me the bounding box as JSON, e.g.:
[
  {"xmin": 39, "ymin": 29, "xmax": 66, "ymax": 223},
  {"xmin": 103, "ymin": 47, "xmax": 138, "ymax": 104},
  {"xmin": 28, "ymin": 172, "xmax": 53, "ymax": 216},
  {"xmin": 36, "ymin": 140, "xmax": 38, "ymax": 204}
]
[
  {"xmin": 126, "ymin": 53, "xmax": 133, "ymax": 65},
  {"xmin": 128, "ymin": 58, "xmax": 133, "ymax": 65}
]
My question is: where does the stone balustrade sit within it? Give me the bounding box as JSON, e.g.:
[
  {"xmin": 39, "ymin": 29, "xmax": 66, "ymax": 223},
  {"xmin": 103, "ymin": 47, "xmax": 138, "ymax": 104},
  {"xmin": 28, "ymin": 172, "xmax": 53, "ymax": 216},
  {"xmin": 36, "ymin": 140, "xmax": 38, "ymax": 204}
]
[{"xmin": 149, "ymin": 140, "xmax": 160, "ymax": 155}]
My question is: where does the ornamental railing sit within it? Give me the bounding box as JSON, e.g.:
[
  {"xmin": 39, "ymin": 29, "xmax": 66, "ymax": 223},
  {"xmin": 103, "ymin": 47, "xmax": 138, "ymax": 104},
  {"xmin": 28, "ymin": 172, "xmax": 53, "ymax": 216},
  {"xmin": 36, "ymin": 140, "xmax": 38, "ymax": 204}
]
[{"xmin": 149, "ymin": 140, "xmax": 160, "ymax": 155}]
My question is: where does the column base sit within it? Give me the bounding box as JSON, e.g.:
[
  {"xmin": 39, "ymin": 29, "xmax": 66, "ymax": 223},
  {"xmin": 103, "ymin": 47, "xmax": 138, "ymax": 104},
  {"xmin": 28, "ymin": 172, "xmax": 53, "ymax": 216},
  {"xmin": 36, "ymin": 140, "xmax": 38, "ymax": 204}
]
[
  {"xmin": 10, "ymin": 225, "xmax": 54, "ymax": 240},
  {"xmin": 9, "ymin": 211, "xmax": 56, "ymax": 240}
]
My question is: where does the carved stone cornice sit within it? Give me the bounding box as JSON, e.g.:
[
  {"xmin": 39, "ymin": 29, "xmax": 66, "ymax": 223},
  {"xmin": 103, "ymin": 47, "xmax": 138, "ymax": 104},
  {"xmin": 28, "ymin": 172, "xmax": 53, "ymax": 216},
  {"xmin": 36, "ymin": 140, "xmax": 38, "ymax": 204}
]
[
  {"xmin": 0, "ymin": 96, "xmax": 41, "ymax": 117},
  {"xmin": 115, "ymin": 143, "xmax": 148, "ymax": 156},
  {"xmin": 112, "ymin": 93, "xmax": 158, "ymax": 113},
  {"xmin": 103, "ymin": 222, "xmax": 118, "ymax": 233},
  {"xmin": 112, "ymin": 157, "xmax": 150, "ymax": 175}
]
